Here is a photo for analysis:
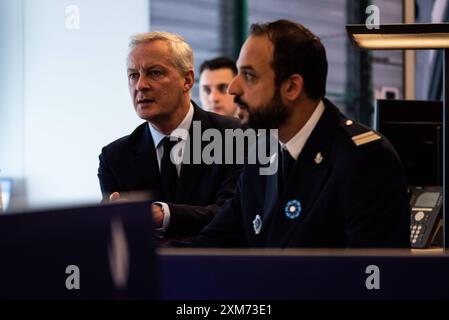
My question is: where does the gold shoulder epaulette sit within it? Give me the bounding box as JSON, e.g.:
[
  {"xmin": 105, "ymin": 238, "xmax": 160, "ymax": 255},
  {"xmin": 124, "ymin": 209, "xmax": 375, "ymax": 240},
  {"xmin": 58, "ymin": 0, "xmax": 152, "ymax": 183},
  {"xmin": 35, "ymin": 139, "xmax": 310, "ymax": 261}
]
[
  {"xmin": 341, "ymin": 118, "xmax": 382, "ymax": 147},
  {"xmin": 351, "ymin": 130, "xmax": 382, "ymax": 146}
]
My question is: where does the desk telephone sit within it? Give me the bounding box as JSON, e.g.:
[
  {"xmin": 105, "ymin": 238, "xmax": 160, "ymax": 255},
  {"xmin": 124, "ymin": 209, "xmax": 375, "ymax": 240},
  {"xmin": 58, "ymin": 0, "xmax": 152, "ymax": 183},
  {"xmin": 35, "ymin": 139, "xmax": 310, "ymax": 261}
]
[{"xmin": 409, "ymin": 186, "xmax": 443, "ymax": 249}]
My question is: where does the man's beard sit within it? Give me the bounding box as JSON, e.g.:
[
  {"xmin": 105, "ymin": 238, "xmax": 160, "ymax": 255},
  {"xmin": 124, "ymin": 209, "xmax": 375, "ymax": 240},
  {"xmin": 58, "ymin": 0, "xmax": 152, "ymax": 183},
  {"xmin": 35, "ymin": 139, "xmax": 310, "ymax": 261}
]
[{"xmin": 234, "ymin": 89, "xmax": 289, "ymax": 130}]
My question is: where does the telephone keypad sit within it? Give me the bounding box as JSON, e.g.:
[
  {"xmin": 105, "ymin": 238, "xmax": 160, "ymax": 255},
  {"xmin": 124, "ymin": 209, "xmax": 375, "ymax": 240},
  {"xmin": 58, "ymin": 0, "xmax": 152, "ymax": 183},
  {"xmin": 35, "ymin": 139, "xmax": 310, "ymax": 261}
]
[{"xmin": 410, "ymin": 217, "xmax": 426, "ymax": 244}]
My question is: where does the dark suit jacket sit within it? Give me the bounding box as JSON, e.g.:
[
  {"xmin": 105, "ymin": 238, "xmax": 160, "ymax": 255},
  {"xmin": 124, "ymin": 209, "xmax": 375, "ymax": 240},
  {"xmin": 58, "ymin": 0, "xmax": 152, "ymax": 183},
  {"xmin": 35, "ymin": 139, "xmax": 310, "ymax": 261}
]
[
  {"xmin": 98, "ymin": 103, "xmax": 242, "ymax": 238},
  {"xmin": 194, "ymin": 98, "xmax": 410, "ymax": 248}
]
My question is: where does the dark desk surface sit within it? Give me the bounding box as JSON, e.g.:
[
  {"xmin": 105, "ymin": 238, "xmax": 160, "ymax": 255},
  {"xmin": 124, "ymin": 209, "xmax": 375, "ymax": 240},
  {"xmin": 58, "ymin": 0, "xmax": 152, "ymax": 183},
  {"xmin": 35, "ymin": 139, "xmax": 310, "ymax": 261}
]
[
  {"xmin": 157, "ymin": 248, "xmax": 449, "ymax": 300},
  {"xmin": 159, "ymin": 247, "xmax": 446, "ymax": 256}
]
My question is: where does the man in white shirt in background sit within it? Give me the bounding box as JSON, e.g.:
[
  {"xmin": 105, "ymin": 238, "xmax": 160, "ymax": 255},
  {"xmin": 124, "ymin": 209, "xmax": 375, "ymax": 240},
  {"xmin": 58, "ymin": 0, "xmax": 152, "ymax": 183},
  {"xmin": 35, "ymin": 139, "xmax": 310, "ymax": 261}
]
[{"xmin": 199, "ymin": 56, "xmax": 249, "ymax": 123}]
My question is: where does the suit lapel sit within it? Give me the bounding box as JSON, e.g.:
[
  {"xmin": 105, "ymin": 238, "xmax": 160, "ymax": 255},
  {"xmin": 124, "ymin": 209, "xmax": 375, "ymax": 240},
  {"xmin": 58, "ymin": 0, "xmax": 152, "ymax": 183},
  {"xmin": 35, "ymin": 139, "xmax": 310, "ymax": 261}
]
[
  {"xmin": 267, "ymin": 99, "xmax": 340, "ymax": 246},
  {"xmin": 262, "ymin": 140, "xmax": 281, "ymax": 228},
  {"xmin": 176, "ymin": 102, "xmax": 210, "ymax": 203}
]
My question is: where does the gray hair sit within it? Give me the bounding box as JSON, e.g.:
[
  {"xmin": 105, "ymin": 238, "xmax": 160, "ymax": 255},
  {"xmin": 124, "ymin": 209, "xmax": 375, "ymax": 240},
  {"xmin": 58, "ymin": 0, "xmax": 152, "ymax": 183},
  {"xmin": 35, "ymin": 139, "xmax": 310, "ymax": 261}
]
[{"xmin": 129, "ymin": 31, "xmax": 194, "ymax": 76}]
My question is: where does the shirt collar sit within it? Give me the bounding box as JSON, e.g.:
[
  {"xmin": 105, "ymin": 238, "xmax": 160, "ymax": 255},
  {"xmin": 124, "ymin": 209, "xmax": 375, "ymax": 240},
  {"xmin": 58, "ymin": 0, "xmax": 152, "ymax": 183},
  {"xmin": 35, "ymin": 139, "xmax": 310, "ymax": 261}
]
[
  {"xmin": 280, "ymin": 100, "xmax": 325, "ymax": 160},
  {"xmin": 148, "ymin": 102, "xmax": 194, "ymax": 148}
]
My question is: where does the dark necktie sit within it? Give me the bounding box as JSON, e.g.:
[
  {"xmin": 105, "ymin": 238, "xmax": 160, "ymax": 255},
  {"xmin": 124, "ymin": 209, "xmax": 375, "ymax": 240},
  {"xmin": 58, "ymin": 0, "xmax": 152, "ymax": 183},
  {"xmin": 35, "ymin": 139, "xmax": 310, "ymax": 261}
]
[
  {"xmin": 160, "ymin": 137, "xmax": 179, "ymax": 202},
  {"xmin": 279, "ymin": 146, "xmax": 295, "ymax": 194}
]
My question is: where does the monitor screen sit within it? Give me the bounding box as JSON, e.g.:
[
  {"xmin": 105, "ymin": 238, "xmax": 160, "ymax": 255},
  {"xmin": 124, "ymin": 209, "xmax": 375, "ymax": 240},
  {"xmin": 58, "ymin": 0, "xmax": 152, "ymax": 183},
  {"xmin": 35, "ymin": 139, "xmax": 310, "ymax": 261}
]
[
  {"xmin": 0, "ymin": 201, "xmax": 157, "ymax": 299},
  {"xmin": 376, "ymin": 100, "xmax": 443, "ymax": 187},
  {"xmin": 0, "ymin": 178, "xmax": 12, "ymax": 213}
]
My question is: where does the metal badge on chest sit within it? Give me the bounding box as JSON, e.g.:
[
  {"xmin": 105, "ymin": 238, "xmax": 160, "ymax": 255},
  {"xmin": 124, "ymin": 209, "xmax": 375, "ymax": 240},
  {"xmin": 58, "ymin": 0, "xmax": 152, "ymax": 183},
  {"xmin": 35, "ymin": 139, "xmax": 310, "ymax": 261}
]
[{"xmin": 253, "ymin": 214, "xmax": 262, "ymax": 235}]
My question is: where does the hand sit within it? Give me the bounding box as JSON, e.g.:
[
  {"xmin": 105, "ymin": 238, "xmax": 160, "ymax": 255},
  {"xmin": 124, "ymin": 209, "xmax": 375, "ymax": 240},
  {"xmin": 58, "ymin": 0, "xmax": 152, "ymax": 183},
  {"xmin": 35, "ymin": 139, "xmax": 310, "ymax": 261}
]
[
  {"xmin": 109, "ymin": 192, "xmax": 128, "ymax": 202},
  {"xmin": 152, "ymin": 203, "xmax": 164, "ymax": 228}
]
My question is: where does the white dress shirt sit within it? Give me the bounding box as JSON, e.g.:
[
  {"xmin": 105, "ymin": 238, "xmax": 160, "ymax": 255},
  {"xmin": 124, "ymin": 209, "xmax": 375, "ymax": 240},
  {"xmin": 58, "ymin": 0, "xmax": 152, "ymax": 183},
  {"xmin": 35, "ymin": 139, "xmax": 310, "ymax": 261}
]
[{"xmin": 279, "ymin": 100, "xmax": 325, "ymax": 160}]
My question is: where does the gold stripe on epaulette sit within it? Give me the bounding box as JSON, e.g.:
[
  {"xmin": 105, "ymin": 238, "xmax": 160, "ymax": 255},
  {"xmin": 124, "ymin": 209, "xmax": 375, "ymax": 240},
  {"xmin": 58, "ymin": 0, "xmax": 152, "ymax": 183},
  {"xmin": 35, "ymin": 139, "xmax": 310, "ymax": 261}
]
[{"xmin": 352, "ymin": 131, "xmax": 381, "ymax": 146}]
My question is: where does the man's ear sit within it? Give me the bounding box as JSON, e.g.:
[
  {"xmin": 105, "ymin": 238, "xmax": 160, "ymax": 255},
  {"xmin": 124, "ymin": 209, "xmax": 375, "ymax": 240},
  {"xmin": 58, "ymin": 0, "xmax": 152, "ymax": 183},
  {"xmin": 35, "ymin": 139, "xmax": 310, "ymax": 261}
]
[
  {"xmin": 183, "ymin": 70, "xmax": 195, "ymax": 92},
  {"xmin": 282, "ymin": 74, "xmax": 304, "ymax": 102}
]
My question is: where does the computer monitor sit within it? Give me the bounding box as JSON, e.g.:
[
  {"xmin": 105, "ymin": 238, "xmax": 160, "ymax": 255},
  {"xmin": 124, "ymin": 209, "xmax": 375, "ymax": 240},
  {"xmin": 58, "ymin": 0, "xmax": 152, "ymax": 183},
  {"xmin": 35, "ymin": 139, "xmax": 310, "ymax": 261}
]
[
  {"xmin": 375, "ymin": 99, "xmax": 443, "ymax": 186},
  {"xmin": 0, "ymin": 178, "xmax": 12, "ymax": 213},
  {"xmin": 0, "ymin": 201, "xmax": 158, "ymax": 299}
]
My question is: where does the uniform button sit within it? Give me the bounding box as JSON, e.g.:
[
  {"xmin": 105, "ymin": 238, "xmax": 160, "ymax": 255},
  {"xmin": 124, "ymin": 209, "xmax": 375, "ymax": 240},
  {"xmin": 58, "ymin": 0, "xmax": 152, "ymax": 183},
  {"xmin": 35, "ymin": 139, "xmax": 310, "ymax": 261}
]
[{"xmin": 345, "ymin": 119, "xmax": 353, "ymax": 126}]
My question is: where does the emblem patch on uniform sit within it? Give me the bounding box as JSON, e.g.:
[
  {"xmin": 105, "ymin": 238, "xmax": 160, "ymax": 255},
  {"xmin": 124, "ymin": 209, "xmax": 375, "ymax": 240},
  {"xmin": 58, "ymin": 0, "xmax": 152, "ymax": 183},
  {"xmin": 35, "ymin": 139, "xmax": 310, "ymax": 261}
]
[
  {"xmin": 314, "ymin": 152, "xmax": 323, "ymax": 164},
  {"xmin": 253, "ymin": 214, "xmax": 262, "ymax": 235},
  {"xmin": 285, "ymin": 200, "xmax": 302, "ymax": 219}
]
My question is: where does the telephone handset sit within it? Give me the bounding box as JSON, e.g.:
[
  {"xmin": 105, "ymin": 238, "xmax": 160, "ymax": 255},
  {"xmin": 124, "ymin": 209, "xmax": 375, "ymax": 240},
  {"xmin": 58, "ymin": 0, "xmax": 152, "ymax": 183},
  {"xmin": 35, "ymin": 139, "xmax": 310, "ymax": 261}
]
[{"xmin": 409, "ymin": 186, "xmax": 443, "ymax": 249}]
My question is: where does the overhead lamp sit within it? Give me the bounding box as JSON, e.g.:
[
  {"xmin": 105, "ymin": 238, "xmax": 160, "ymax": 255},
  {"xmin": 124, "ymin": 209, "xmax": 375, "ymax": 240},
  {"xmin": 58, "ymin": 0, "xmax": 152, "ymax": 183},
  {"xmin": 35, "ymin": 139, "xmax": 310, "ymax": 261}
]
[{"xmin": 346, "ymin": 23, "xmax": 449, "ymax": 49}]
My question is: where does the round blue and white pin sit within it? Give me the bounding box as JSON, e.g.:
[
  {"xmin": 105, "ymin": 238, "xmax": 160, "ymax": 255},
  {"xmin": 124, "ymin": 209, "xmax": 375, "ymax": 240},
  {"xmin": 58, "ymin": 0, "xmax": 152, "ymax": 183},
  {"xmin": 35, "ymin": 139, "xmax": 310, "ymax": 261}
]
[
  {"xmin": 284, "ymin": 200, "xmax": 302, "ymax": 219},
  {"xmin": 253, "ymin": 214, "xmax": 262, "ymax": 235}
]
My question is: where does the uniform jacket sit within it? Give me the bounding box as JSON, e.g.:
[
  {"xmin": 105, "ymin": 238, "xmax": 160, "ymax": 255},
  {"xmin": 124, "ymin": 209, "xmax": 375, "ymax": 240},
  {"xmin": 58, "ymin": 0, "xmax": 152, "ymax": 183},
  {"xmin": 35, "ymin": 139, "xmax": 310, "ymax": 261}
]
[{"xmin": 195, "ymin": 98, "xmax": 410, "ymax": 248}]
